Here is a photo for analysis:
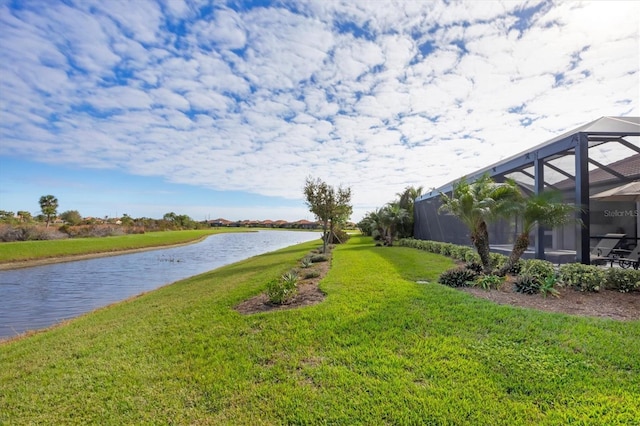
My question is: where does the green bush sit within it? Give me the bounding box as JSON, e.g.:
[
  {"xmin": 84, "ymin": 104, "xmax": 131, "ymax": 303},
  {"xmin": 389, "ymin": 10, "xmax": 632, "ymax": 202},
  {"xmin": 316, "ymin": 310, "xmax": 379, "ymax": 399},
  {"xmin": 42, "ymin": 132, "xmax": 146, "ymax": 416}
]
[
  {"xmin": 475, "ymin": 274, "xmax": 503, "ymax": 290},
  {"xmin": 437, "ymin": 243, "xmax": 455, "ymax": 256},
  {"xmin": 540, "ymin": 273, "xmax": 560, "ymax": 298},
  {"xmin": 300, "ymin": 257, "xmax": 313, "ymax": 268},
  {"xmin": 494, "ymin": 257, "xmax": 524, "ymax": 275},
  {"xmin": 606, "ymin": 268, "xmax": 640, "ymax": 293},
  {"xmin": 504, "ymin": 258, "xmax": 524, "ymax": 275},
  {"xmin": 464, "ymin": 250, "xmax": 481, "ymax": 263},
  {"xmin": 513, "ymin": 274, "xmax": 541, "ymax": 295},
  {"xmin": 490, "ymin": 253, "xmax": 508, "ymax": 271},
  {"xmin": 424, "ymin": 241, "xmax": 439, "ymax": 253},
  {"xmin": 310, "ymin": 254, "xmax": 328, "ymax": 263},
  {"xmin": 465, "ymin": 261, "xmax": 483, "ymax": 274},
  {"xmin": 303, "ymin": 270, "xmax": 320, "ymax": 279},
  {"xmin": 438, "ymin": 266, "xmax": 478, "ymax": 287},
  {"xmin": 266, "ymin": 270, "xmax": 299, "ymax": 304},
  {"xmin": 450, "ymin": 246, "xmax": 472, "ymax": 261},
  {"xmin": 522, "ymin": 259, "xmax": 556, "ymax": 282},
  {"xmin": 448, "ymin": 245, "xmax": 463, "ymax": 260},
  {"xmin": 558, "ymin": 263, "xmax": 606, "ymax": 292}
]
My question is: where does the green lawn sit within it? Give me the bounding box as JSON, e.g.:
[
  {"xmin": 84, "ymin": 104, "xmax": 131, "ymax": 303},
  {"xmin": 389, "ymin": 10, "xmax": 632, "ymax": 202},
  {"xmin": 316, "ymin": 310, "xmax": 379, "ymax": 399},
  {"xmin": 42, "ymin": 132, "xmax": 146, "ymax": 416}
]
[
  {"xmin": 0, "ymin": 228, "xmax": 252, "ymax": 263},
  {"xmin": 1, "ymin": 236, "xmax": 638, "ymax": 425}
]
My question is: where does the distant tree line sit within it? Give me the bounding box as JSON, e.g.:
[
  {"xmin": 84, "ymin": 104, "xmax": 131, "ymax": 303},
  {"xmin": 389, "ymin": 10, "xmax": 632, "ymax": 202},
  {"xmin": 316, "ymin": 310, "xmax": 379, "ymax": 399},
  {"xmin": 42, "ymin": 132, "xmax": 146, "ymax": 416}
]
[{"xmin": 0, "ymin": 195, "xmax": 209, "ymax": 242}]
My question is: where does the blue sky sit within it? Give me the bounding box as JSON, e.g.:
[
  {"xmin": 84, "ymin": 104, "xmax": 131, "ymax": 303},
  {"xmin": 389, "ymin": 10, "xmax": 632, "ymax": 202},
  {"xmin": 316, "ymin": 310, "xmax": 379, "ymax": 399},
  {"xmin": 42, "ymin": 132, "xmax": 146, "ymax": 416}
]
[{"xmin": 0, "ymin": 0, "xmax": 638, "ymax": 222}]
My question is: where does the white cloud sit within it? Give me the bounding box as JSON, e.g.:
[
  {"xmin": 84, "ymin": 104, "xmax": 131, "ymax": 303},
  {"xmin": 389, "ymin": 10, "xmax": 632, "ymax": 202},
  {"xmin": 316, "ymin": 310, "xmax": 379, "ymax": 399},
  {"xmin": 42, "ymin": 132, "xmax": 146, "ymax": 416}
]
[
  {"xmin": 192, "ymin": 8, "xmax": 247, "ymax": 51},
  {"xmin": 0, "ymin": 0, "xmax": 638, "ymax": 221}
]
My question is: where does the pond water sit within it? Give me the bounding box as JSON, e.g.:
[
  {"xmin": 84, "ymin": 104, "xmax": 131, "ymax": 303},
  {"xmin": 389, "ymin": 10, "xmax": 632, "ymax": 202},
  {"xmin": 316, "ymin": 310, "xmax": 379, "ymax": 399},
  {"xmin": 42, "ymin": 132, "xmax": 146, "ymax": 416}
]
[{"xmin": 0, "ymin": 230, "xmax": 320, "ymax": 340}]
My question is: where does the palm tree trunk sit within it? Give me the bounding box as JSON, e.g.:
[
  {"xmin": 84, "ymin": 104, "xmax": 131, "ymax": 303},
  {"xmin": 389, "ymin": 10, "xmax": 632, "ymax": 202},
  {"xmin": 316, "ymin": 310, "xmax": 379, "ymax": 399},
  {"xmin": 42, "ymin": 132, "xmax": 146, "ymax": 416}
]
[
  {"xmin": 472, "ymin": 221, "xmax": 492, "ymax": 274},
  {"xmin": 388, "ymin": 224, "xmax": 395, "ymax": 246},
  {"xmin": 498, "ymin": 233, "xmax": 530, "ymax": 276}
]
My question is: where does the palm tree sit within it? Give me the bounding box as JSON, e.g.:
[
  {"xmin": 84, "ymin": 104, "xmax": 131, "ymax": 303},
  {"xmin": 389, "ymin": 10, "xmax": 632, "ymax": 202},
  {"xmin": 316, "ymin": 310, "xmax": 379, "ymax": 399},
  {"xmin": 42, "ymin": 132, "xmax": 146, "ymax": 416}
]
[
  {"xmin": 361, "ymin": 208, "xmax": 387, "ymax": 240},
  {"xmin": 39, "ymin": 195, "xmax": 58, "ymax": 228},
  {"xmin": 439, "ymin": 174, "xmax": 520, "ymax": 274},
  {"xmin": 380, "ymin": 203, "xmax": 409, "ymax": 246},
  {"xmin": 395, "ymin": 185, "xmax": 423, "ymax": 238},
  {"xmin": 498, "ymin": 191, "xmax": 576, "ymax": 275}
]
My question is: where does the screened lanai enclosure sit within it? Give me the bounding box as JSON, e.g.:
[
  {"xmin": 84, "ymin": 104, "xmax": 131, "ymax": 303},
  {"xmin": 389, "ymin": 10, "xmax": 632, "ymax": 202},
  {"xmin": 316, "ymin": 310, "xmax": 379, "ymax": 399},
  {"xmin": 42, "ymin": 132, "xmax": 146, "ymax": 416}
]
[{"xmin": 414, "ymin": 116, "xmax": 640, "ymax": 265}]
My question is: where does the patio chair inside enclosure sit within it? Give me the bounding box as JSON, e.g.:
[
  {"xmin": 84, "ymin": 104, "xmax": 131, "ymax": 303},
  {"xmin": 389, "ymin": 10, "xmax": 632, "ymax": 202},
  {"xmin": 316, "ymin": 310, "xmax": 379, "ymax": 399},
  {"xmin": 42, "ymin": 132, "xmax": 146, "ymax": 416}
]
[
  {"xmin": 590, "ymin": 233, "xmax": 626, "ymax": 258},
  {"xmin": 599, "ymin": 245, "xmax": 640, "ymax": 269}
]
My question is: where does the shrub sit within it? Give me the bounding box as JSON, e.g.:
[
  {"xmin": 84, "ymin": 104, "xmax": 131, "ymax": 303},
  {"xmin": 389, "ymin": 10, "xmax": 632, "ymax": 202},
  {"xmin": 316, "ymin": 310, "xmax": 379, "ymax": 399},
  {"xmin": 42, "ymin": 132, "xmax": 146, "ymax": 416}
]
[
  {"xmin": 490, "ymin": 253, "xmax": 508, "ymax": 271},
  {"xmin": 475, "ymin": 274, "xmax": 503, "ymax": 290},
  {"xmin": 60, "ymin": 224, "xmax": 126, "ymax": 238},
  {"xmin": 310, "ymin": 254, "xmax": 328, "ymax": 263},
  {"xmin": 282, "ymin": 270, "xmax": 299, "ymax": 286},
  {"xmin": 540, "ymin": 274, "xmax": 560, "ymax": 298},
  {"xmin": 438, "ymin": 266, "xmax": 478, "ymax": 287},
  {"xmin": 558, "ymin": 263, "xmax": 606, "ymax": 292},
  {"xmin": 395, "ymin": 239, "xmax": 477, "ymax": 264},
  {"xmin": 513, "ymin": 274, "xmax": 541, "ymax": 295},
  {"xmin": 606, "ymin": 268, "xmax": 640, "ymax": 293},
  {"xmin": 0, "ymin": 225, "xmax": 34, "ymax": 242},
  {"xmin": 266, "ymin": 270, "xmax": 299, "ymax": 304},
  {"xmin": 503, "ymin": 258, "xmax": 524, "ymax": 275},
  {"xmin": 0, "ymin": 225, "xmax": 67, "ymax": 241},
  {"xmin": 438, "ymin": 243, "xmax": 456, "ymax": 257},
  {"xmin": 448, "ymin": 245, "xmax": 462, "ymax": 259},
  {"xmin": 465, "ymin": 262, "xmax": 483, "ymax": 274},
  {"xmin": 449, "ymin": 246, "xmax": 468, "ymax": 261},
  {"xmin": 304, "ymin": 270, "xmax": 320, "ymax": 279},
  {"xmin": 464, "ymin": 250, "xmax": 481, "ymax": 263},
  {"xmin": 423, "ymin": 241, "xmax": 438, "ymax": 253},
  {"xmin": 522, "ymin": 259, "xmax": 556, "ymax": 282},
  {"xmin": 301, "ymin": 257, "xmax": 313, "ymax": 268}
]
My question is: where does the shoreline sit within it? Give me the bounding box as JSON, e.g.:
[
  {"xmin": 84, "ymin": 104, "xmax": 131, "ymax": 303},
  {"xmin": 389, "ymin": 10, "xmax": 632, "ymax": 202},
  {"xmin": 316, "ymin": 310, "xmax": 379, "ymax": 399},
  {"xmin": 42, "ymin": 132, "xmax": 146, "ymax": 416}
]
[{"xmin": 0, "ymin": 238, "xmax": 206, "ymax": 271}]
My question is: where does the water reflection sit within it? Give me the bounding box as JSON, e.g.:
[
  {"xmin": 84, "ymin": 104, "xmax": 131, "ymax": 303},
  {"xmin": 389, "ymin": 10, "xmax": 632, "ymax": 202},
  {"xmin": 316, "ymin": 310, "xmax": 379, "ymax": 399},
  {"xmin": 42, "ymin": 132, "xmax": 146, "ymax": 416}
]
[{"xmin": 0, "ymin": 230, "xmax": 319, "ymax": 340}]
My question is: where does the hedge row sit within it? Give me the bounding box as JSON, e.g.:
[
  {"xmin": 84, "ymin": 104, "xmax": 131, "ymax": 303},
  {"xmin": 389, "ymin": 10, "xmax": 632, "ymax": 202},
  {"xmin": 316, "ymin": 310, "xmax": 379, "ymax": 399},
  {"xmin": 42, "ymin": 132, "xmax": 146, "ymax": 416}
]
[{"xmin": 398, "ymin": 238, "xmax": 640, "ymax": 293}]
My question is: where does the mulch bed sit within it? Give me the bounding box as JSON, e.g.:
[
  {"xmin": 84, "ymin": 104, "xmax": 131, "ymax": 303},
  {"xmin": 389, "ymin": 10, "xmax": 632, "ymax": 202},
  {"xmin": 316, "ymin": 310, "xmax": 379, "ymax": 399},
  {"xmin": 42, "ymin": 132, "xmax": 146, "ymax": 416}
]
[
  {"xmin": 461, "ymin": 280, "xmax": 640, "ymax": 321},
  {"xmin": 235, "ymin": 255, "xmax": 330, "ymax": 315}
]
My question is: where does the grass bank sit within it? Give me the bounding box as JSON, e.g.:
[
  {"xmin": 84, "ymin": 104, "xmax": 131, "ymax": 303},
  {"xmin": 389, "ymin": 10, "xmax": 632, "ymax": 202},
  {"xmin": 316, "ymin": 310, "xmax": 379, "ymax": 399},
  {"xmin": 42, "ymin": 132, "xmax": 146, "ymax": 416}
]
[
  {"xmin": 1, "ymin": 236, "xmax": 638, "ymax": 424},
  {"xmin": 0, "ymin": 228, "xmax": 252, "ymax": 264}
]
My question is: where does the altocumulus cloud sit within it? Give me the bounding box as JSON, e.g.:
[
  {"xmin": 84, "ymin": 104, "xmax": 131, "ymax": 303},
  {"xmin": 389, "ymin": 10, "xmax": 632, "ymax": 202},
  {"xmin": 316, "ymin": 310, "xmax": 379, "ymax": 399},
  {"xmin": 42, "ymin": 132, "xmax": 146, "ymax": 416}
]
[{"xmin": 0, "ymin": 0, "xmax": 638, "ymax": 218}]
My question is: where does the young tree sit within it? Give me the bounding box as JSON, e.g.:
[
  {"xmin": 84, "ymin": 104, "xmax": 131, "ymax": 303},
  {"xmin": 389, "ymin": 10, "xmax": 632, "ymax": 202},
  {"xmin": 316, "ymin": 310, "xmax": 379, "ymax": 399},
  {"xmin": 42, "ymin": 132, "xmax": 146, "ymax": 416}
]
[
  {"xmin": 498, "ymin": 191, "xmax": 576, "ymax": 275},
  {"xmin": 60, "ymin": 210, "xmax": 83, "ymax": 226},
  {"xmin": 439, "ymin": 174, "xmax": 520, "ymax": 274},
  {"xmin": 303, "ymin": 176, "xmax": 352, "ymax": 253},
  {"xmin": 120, "ymin": 213, "xmax": 134, "ymax": 226},
  {"xmin": 39, "ymin": 195, "xmax": 59, "ymax": 227}
]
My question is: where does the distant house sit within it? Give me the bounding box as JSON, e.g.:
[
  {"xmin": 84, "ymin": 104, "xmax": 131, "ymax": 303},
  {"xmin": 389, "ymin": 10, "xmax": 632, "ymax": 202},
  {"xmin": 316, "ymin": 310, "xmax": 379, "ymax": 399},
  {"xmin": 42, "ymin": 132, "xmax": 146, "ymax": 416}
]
[
  {"xmin": 208, "ymin": 218, "xmax": 234, "ymax": 227},
  {"xmin": 206, "ymin": 218, "xmax": 321, "ymax": 229},
  {"xmin": 294, "ymin": 219, "xmax": 320, "ymax": 229}
]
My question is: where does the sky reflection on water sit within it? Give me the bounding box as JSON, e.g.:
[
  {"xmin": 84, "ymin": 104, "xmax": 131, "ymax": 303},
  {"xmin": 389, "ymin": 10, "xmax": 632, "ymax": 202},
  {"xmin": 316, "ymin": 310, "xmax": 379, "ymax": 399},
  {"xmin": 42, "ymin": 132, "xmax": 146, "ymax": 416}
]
[{"xmin": 0, "ymin": 230, "xmax": 319, "ymax": 340}]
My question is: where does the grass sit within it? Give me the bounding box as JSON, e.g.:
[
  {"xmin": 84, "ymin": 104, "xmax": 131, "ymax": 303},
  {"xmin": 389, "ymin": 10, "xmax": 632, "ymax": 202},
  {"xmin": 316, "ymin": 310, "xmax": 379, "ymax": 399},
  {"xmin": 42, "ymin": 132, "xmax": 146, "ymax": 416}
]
[
  {"xmin": 1, "ymin": 236, "xmax": 639, "ymax": 424},
  {"xmin": 0, "ymin": 228, "xmax": 252, "ymax": 263}
]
